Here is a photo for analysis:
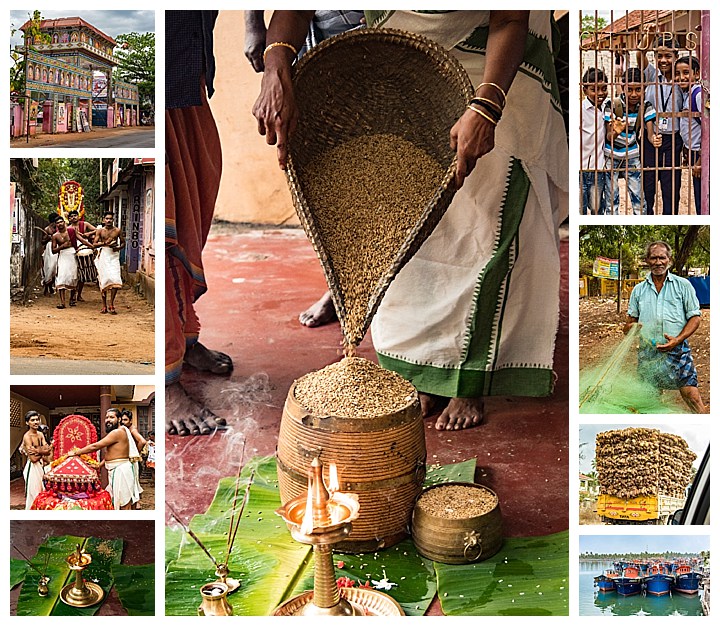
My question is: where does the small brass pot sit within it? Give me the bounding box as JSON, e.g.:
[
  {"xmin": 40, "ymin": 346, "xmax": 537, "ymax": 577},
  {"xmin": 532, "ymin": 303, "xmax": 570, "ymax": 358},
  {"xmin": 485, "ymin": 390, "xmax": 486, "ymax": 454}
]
[
  {"xmin": 198, "ymin": 582, "xmax": 233, "ymax": 616},
  {"xmin": 411, "ymin": 482, "xmax": 503, "ymax": 564}
]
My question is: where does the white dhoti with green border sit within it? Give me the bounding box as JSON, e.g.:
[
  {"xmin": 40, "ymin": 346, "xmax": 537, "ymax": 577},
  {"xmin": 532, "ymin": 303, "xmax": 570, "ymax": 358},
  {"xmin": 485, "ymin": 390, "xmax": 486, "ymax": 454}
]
[{"xmin": 368, "ymin": 10, "xmax": 568, "ymax": 397}]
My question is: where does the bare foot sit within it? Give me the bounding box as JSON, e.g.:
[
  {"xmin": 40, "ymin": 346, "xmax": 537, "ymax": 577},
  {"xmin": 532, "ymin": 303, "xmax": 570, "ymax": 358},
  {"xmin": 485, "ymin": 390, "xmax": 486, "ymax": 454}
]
[
  {"xmin": 184, "ymin": 342, "xmax": 233, "ymax": 374},
  {"xmin": 166, "ymin": 382, "xmax": 227, "ymax": 435},
  {"xmin": 299, "ymin": 291, "xmax": 338, "ymax": 327},
  {"xmin": 435, "ymin": 397, "xmax": 484, "ymax": 430},
  {"xmin": 418, "ymin": 392, "xmax": 449, "ymax": 417}
]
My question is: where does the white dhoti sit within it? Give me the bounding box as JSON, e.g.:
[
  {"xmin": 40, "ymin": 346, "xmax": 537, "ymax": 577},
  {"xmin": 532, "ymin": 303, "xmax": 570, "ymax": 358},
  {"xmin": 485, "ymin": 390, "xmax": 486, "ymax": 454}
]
[
  {"xmin": 24, "ymin": 459, "xmax": 45, "ymax": 510},
  {"xmin": 94, "ymin": 246, "xmax": 122, "ymax": 293},
  {"xmin": 42, "ymin": 242, "xmax": 58, "ymax": 286},
  {"xmin": 55, "ymin": 247, "xmax": 78, "ymax": 290},
  {"xmin": 106, "ymin": 458, "xmax": 140, "ymax": 509},
  {"xmin": 369, "ymin": 11, "xmax": 568, "ymax": 398}
]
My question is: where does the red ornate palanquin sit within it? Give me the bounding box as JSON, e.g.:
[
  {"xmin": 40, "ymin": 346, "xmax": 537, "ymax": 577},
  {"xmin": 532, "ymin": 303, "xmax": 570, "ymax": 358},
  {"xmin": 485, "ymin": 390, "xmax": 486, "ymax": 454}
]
[{"xmin": 31, "ymin": 414, "xmax": 113, "ymax": 511}]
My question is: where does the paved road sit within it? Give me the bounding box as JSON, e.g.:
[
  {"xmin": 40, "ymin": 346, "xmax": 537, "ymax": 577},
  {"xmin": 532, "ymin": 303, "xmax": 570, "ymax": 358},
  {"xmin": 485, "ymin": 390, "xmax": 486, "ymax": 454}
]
[
  {"xmin": 11, "ymin": 357, "xmax": 155, "ymax": 375},
  {"xmin": 10, "ymin": 126, "xmax": 155, "ymax": 149}
]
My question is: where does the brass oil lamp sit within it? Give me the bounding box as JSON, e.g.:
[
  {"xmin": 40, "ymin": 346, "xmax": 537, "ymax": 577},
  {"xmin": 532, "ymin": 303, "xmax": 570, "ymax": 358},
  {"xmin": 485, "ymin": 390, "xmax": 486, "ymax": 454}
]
[
  {"xmin": 60, "ymin": 544, "xmax": 104, "ymax": 607},
  {"xmin": 273, "ymin": 458, "xmax": 404, "ymax": 616}
]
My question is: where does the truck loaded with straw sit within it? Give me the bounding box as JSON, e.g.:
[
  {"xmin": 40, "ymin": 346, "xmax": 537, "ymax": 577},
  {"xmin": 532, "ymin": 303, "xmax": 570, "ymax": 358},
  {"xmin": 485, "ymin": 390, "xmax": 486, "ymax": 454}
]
[{"xmin": 595, "ymin": 428, "xmax": 697, "ymax": 524}]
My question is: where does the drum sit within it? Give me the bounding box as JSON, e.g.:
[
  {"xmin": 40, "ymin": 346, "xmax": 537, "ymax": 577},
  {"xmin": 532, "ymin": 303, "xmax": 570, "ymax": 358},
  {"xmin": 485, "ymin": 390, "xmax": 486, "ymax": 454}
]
[{"xmin": 76, "ymin": 246, "xmax": 97, "ymax": 283}]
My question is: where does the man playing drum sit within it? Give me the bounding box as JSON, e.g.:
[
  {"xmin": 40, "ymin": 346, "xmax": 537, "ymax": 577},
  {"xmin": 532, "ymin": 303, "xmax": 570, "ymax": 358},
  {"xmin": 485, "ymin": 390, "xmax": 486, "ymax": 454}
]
[{"xmin": 67, "ymin": 209, "xmax": 97, "ymax": 304}]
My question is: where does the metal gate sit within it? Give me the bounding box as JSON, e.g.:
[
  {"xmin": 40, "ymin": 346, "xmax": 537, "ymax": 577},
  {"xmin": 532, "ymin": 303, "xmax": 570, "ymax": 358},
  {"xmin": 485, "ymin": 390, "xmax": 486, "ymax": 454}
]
[{"xmin": 580, "ymin": 10, "xmax": 710, "ymax": 215}]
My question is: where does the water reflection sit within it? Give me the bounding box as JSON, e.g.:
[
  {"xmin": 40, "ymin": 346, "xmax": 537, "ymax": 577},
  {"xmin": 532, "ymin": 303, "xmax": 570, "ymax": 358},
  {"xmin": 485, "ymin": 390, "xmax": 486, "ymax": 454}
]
[{"xmin": 580, "ymin": 563, "xmax": 704, "ymax": 616}]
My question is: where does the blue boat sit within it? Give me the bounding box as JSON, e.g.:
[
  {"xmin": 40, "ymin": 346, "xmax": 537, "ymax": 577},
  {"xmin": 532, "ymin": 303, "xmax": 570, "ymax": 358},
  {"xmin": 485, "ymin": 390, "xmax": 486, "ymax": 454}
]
[
  {"xmin": 644, "ymin": 564, "xmax": 674, "ymax": 596},
  {"xmin": 594, "ymin": 570, "xmax": 618, "ymax": 593},
  {"xmin": 615, "ymin": 566, "xmax": 643, "ymax": 596},
  {"xmin": 673, "ymin": 565, "xmax": 702, "ymax": 595}
]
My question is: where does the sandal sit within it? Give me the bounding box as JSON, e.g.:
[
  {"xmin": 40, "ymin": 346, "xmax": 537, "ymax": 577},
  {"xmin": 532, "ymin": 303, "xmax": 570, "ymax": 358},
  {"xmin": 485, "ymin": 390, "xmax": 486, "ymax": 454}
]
[
  {"xmin": 56, "ymin": 304, "xmax": 65, "ymax": 309},
  {"xmin": 100, "ymin": 307, "xmax": 108, "ymax": 314},
  {"xmin": 109, "ymin": 307, "xmax": 117, "ymax": 315}
]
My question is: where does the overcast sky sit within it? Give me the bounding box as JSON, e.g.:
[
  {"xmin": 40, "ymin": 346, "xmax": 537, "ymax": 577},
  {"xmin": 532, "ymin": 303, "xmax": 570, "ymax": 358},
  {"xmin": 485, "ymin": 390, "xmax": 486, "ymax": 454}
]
[
  {"xmin": 580, "ymin": 534, "xmax": 709, "ymax": 555},
  {"xmin": 579, "ymin": 423, "xmax": 709, "ymax": 474},
  {"xmin": 10, "ymin": 10, "xmax": 154, "ymax": 47}
]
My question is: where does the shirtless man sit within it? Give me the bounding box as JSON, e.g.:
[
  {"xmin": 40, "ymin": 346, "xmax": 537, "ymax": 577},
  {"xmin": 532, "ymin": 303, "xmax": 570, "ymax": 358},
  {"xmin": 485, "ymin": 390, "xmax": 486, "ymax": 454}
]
[
  {"xmin": 51, "ymin": 219, "xmax": 77, "ymax": 309},
  {"xmin": 93, "ymin": 211, "xmax": 125, "ymax": 314},
  {"xmin": 67, "ymin": 209, "xmax": 97, "ymax": 304},
  {"xmin": 67, "ymin": 408, "xmax": 140, "ymax": 510},
  {"xmin": 120, "ymin": 409, "xmax": 146, "ymax": 509},
  {"xmin": 22, "ymin": 411, "xmax": 52, "ymax": 510}
]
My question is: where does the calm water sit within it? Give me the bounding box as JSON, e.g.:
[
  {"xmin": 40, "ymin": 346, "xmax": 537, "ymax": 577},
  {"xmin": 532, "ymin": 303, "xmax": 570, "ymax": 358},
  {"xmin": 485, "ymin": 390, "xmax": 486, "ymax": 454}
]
[{"xmin": 579, "ymin": 560, "xmax": 704, "ymax": 616}]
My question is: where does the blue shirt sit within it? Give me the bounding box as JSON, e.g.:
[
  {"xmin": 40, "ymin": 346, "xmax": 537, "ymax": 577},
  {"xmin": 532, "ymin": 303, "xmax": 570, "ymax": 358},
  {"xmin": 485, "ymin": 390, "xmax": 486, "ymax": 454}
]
[
  {"xmin": 644, "ymin": 64, "xmax": 683, "ymax": 134},
  {"xmin": 679, "ymin": 85, "xmax": 702, "ymax": 151},
  {"xmin": 628, "ymin": 272, "xmax": 701, "ymax": 344}
]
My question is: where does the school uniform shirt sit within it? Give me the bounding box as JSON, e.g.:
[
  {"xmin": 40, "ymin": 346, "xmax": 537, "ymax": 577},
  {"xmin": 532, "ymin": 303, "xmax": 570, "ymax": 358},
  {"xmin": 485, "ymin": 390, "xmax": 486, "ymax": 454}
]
[
  {"xmin": 644, "ymin": 64, "xmax": 683, "ymax": 134},
  {"xmin": 603, "ymin": 95, "xmax": 657, "ymax": 160},
  {"xmin": 679, "ymin": 85, "xmax": 702, "ymax": 152},
  {"xmin": 581, "ymin": 97, "xmax": 607, "ymax": 170}
]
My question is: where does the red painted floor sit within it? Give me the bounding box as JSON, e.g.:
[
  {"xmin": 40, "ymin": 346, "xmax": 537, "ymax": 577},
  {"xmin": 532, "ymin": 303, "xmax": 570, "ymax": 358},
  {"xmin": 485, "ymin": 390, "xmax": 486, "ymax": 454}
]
[{"xmin": 166, "ymin": 226, "xmax": 569, "ymax": 544}]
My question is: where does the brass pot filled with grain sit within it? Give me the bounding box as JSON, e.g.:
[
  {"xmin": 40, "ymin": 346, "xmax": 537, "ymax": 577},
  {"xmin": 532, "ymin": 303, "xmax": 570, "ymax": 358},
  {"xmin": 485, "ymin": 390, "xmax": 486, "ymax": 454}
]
[
  {"xmin": 412, "ymin": 482, "xmax": 502, "ymax": 564},
  {"xmin": 277, "ymin": 356, "xmax": 426, "ymax": 553}
]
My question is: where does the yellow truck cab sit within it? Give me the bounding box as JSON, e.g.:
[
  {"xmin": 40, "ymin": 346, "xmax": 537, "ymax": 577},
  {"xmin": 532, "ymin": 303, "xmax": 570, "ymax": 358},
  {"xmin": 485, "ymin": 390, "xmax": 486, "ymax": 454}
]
[{"xmin": 597, "ymin": 493, "xmax": 685, "ymax": 525}]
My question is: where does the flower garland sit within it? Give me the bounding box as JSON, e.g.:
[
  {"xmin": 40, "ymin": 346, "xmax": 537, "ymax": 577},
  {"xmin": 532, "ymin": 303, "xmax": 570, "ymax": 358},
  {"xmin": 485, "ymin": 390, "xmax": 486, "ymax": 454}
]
[
  {"xmin": 58, "ymin": 180, "xmax": 85, "ymax": 220},
  {"xmin": 50, "ymin": 452, "xmax": 100, "ymax": 469}
]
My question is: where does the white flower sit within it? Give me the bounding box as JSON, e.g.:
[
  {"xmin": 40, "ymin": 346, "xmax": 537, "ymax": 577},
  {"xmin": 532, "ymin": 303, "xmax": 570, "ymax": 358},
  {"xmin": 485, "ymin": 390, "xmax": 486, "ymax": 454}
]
[{"xmin": 372, "ymin": 569, "xmax": 397, "ymax": 591}]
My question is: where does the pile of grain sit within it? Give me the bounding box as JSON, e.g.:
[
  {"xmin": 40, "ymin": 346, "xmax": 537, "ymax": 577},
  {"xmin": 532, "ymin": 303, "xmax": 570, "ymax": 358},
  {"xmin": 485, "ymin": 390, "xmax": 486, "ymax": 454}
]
[
  {"xmin": 301, "ymin": 134, "xmax": 444, "ymax": 348},
  {"xmin": 416, "ymin": 484, "xmax": 497, "ymax": 519},
  {"xmin": 596, "ymin": 428, "xmax": 696, "ymax": 499},
  {"xmin": 294, "ymin": 356, "xmax": 415, "ymax": 418}
]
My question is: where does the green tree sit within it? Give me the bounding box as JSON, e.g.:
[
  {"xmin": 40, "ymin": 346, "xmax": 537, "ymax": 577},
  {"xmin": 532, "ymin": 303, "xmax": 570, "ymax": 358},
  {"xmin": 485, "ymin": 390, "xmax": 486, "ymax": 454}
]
[
  {"xmin": 114, "ymin": 32, "xmax": 155, "ymax": 116},
  {"xmin": 10, "ymin": 10, "xmax": 51, "ymax": 95},
  {"xmin": 581, "ymin": 14, "xmax": 607, "ymax": 39}
]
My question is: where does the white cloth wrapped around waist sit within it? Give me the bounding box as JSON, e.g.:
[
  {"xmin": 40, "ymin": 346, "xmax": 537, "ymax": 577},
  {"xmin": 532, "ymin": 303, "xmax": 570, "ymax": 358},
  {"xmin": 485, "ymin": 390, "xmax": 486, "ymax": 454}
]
[
  {"xmin": 42, "ymin": 241, "xmax": 58, "ymax": 285},
  {"xmin": 105, "ymin": 458, "xmax": 140, "ymax": 509},
  {"xmin": 24, "ymin": 459, "xmax": 45, "ymax": 510},
  {"xmin": 55, "ymin": 247, "xmax": 77, "ymax": 289},
  {"xmin": 94, "ymin": 246, "xmax": 123, "ymax": 292}
]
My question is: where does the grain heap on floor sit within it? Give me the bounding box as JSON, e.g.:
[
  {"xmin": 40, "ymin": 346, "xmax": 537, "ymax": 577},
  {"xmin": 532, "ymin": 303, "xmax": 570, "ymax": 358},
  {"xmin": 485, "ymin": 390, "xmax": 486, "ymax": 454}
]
[
  {"xmin": 595, "ymin": 427, "xmax": 697, "ymax": 500},
  {"xmin": 301, "ymin": 134, "xmax": 444, "ymax": 350}
]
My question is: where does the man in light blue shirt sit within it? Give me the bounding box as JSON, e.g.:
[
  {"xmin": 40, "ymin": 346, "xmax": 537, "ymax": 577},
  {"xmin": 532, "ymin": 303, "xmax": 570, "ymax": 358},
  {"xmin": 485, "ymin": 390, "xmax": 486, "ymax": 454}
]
[{"xmin": 623, "ymin": 241, "xmax": 705, "ymax": 413}]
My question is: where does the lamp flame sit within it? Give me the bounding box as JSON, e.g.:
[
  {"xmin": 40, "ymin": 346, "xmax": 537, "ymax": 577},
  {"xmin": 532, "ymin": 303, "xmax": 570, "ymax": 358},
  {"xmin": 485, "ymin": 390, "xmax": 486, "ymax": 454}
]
[{"xmin": 328, "ymin": 463, "xmax": 340, "ymax": 493}]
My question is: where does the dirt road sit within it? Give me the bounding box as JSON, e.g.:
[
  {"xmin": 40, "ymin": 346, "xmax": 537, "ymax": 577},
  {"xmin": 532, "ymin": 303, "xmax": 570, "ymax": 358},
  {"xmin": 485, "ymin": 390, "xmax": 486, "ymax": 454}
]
[
  {"xmin": 10, "ymin": 282, "xmax": 155, "ymax": 372},
  {"xmin": 579, "ymin": 297, "xmax": 710, "ymax": 410},
  {"xmin": 10, "ymin": 125, "xmax": 155, "ymax": 149}
]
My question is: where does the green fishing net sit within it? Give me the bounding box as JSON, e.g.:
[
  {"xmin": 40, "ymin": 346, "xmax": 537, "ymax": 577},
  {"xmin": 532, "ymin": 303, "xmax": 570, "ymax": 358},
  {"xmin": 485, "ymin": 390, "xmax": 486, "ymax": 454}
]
[{"xmin": 579, "ymin": 327, "xmax": 685, "ymax": 414}]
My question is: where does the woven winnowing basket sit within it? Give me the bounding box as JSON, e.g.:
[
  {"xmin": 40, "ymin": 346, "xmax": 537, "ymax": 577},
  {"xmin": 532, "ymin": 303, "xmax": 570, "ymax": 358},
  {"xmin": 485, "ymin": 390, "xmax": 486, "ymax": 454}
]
[{"xmin": 286, "ymin": 28, "xmax": 474, "ymax": 345}]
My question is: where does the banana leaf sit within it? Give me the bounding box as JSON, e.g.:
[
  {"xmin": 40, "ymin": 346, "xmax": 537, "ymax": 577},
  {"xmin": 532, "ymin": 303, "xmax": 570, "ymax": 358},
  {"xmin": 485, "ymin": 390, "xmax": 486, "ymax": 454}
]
[
  {"xmin": 166, "ymin": 456, "xmax": 477, "ymax": 615},
  {"xmin": 16, "ymin": 535, "xmax": 123, "ymax": 616},
  {"xmin": 435, "ymin": 531, "xmax": 569, "ymax": 616},
  {"xmin": 112, "ymin": 564, "xmax": 155, "ymax": 615},
  {"xmin": 424, "ymin": 458, "xmax": 477, "ymax": 486},
  {"xmin": 10, "ymin": 559, "xmax": 29, "ymax": 588},
  {"xmin": 288, "ymin": 539, "xmax": 437, "ymax": 616},
  {"xmin": 165, "ymin": 456, "xmax": 312, "ymax": 616}
]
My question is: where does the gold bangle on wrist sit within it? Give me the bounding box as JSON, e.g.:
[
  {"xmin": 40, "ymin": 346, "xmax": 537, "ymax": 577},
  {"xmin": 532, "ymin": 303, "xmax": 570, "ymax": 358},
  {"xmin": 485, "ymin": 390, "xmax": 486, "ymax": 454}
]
[
  {"xmin": 263, "ymin": 41, "xmax": 299, "ymax": 62},
  {"xmin": 467, "ymin": 104, "xmax": 498, "ymax": 126},
  {"xmin": 474, "ymin": 82, "xmax": 507, "ymax": 108}
]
